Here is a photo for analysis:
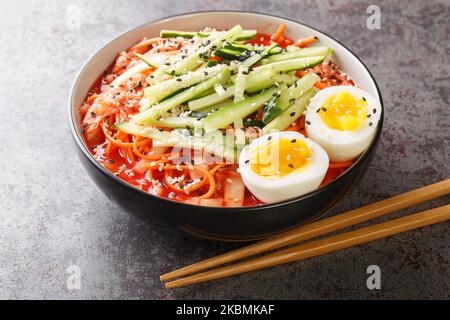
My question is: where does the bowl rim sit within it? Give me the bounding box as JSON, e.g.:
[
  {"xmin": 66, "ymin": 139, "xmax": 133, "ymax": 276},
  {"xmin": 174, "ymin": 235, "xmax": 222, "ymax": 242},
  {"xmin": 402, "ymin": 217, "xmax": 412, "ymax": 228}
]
[{"xmin": 68, "ymin": 10, "xmax": 384, "ymax": 212}]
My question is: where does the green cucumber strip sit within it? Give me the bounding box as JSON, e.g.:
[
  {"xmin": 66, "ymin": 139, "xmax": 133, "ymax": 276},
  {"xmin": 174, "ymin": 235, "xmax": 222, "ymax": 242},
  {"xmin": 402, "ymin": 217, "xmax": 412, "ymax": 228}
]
[
  {"xmin": 234, "ymin": 118, "xmax": 246, "ymax": 147},
  {"xmin": 113, "ymin": 122, "xmax": 173, "ymax": 141},
  {"xmin": 134, "ymin": 53, "xmax": 168, "ymax": 68},
  {"xmin": 153, "ymin": 116, "xmax": 203, "ymax": 129},
  {"xmin": 113, "ymin": 122, "xmax": 236, "ymax": 163},
  {"xmin": 214, "ymin": 48, "xmax": 242, "ymax": 60},
  {"xmin": 134, "ymin": 69, "xmax": 230, "ymax": 123},
  {"xmin": 188, "ymin": 86, "xmax": 235, "ymax": 111},
  {"xmin": 160, "ymin": 30, "xmax": 198, "ymax": 38},
  {"xmin": 206, "ymin": 60, "xmax": 218, "ymax": 68},
  {"xmin": 234, "ymin": 66, "xmax": 248, "ymax": 102},
  {"xmin": 152, "ymin": 130, "xmax": 237, "ymax": 163},
  {"xmin": 254, "ymin": 56, "xmax": 326, "ymax": 73},
  {"xmin": 188, "ymin": 70, "xmax": 275, "ymax": 110},
  {"xmin": 262, "ymin": 73, "xmax": 319, "ymax": 124},
  {"xmin": 235, "ymin": 30, "xmax": 257, "ymax": 41},
  {"xmin": 261, "ymin": 47, "xmax": 332, "ymax": 65},
  {"xmin": 160, "ymin": 29, "xmax": 257, "ymax": 42},
  {"xmin": 244, "ymin": 70, "xmax": 276, "ymax": 93},
  {"xmin": 144, "ymin": 65, "xmax": 225, "ymax": 104},
  {"xmin": 203, "ymin": 87, "xmax": 279, "ymax": 132},
  {"xmin": 167, "ymin": 25, "xmax": 244, "ymax": 76},
  {"xmin": 262, "ymin": 83, "xmax": 288, "ymax": 124},
  {"xmin": 263, "ymin": 88, "xmax": 318, "ymax": 133},
  {"xmin": 276, "ymin": 72, "xmax": 320, "ymax": 111},
  {"xmin": 227, "ymin": 43, "xmax": 255, "ymax": 52}
]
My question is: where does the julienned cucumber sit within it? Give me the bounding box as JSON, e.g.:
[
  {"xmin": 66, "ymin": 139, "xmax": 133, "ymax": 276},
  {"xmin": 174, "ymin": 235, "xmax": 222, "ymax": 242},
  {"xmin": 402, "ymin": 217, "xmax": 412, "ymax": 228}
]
[
  {"xmin": 262, "ymin": 72, "xmax": 319, "ymax": 124},
  {"xmin": 160, "ymin": 29, "xmax": 257, "ymax": 41},
  {"xmin": 166, "ymin": 25, "xmax": 244, "ymax": 76},
  {"xmin": 113, "ymin": 122, "xmax": 236, "ymax": 162},
  {"xmin": 144, "ymin": 65, "xmax": 225, "ymax": 104},
  {"xmin": 153, "ymin": 116, "xmax": 203, "ymax": 128},
  {"xmin": 254, "ymin": 56, "xmax": 326, "ymax": 73},
  {"xmin": 276, "ymin": 72, "xmax": 320, "ymax": 110},
  {"xmin": 262, "ymin": 83, "xmax": 288, "ymax": 125},
  {"xmin": 263, "ymin": 88, "xmax": 318, "ymax": 133},
  {"xmin": 203, "ymin": 87, "xmax": 279, "ymax": 132},
  {"xmin": 134, "ymin": 69, "xmax": 231, "ymax": 123},
  {"xmin": 261, "ymin": 47, "xmax": 332, "ymax": 65},
  {"xmin": 188, "ymin": 70, "xmax": 275, "ymax": 111}
]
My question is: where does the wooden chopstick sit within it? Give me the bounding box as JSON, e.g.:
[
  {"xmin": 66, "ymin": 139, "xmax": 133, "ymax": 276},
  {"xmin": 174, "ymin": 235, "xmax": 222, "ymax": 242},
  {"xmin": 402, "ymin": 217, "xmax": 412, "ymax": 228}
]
[
  {"xmin": 165, "ymin": 203, "xmax": 450, "ymax": 289},
  {"xmin": 161, "ymin": 179, "xmax": 450, "ymax": 282}
]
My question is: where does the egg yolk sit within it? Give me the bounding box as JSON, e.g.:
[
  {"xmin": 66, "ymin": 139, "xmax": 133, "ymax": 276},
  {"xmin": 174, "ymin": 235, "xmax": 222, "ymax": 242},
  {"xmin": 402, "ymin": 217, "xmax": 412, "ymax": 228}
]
[
  {"xmin": 319, "ymin": 91, "xmax": 367, "ymax": 130},
  {"xmin": 250, "ymin": 138, "xmax": 312, "ymax": 177}
]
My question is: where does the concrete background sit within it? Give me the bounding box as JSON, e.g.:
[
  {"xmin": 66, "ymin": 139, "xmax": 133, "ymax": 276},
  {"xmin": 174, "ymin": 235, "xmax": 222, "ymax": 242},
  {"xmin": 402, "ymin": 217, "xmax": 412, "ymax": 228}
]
[{"xmin": 0, "ymin": 0, "xmax": 449, "ymax": 300}]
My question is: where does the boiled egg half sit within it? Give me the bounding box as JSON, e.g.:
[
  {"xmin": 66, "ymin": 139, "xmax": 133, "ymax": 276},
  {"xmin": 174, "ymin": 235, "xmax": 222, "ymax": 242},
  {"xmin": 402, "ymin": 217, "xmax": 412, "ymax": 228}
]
[
  {"xmin": 239, "ymin": 131, "xmax": 329, "ymax": 204},
  {"xmin": 305, "ymin": 86, "xmax": 382, "ymax": 162}
]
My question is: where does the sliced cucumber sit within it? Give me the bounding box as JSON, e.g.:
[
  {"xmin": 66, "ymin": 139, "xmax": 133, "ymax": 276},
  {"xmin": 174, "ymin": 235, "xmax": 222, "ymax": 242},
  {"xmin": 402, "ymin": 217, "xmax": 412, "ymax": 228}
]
[
  {"xmin": 262, "ymin": 72, "xmax": 319, "ymax": 124},
  {"xmin": 189, "ymin": 86, "xmax": 235, "ymax": 111},
  {"xmin": 113, "ymin": 122, "xmax": 173, "ymax": 141},
  {"xmin": 134, "ymin": 69, "xmax": 230, "ymax": 123},
  {"xmin": 114, "ymin": 122, "xmax": 237, "ymax": 162},
  {"xmin": 134, "ymin": 53, "xmax": 169, "ymax": 68},
  {"xmin": 277, "ymin": 72, "xmax": 320, "ymax": 110},
  {"xmin": 166, "ymin": 25, "xmax": 244, "ymax": 76},
  {"xmin": 263, "ymin": 88, "xmax": 318, "ymax": 133},
  {"xmin": 262, "ymin": 83, "xmax": 288, "ymax": 124},
  {"xmin": 203, "ymin": 87, "xmax": 279, "ymax": 132},
  {"xmin": 153, "ymin": 116, "xmax": 203, "ymax": 129},
  {"xmin": 144, "ymin": 64, "xmax": 225, "ymax": 104},
  {"xmin": 206, "ymin": 60, "xmax": 218, "ymax": 68},
  {"xmin": 254, "ymin": 56, "xmax": 326, "ymax": 73},
  {"xmin": 235, "ymin": 30, "xmax": 257, "ymax": 41},
  {"xmin": 160, "ymin": 29, "xmax": 257, "ymax": 42},
  {"xmin": 227, "ymin": 43, "xmax": 255, "ymax": 52},
  {"xmin": 214, "ymin": 48, "xmax": 242, "ymax": 60},
  {"xmin": 188, "ymin": 70, "xmax": 275, "ymax": 110},
  {"xmin": 234, "ymin": 66, "xmax": 248, "ymax": 102},
  {"xmin": 262, "ymin": 47, "xmax": 332, "ymax": 65},
  {"xmin": 160, "ymin": 30, "xmax": 198, "ymax": 38}
]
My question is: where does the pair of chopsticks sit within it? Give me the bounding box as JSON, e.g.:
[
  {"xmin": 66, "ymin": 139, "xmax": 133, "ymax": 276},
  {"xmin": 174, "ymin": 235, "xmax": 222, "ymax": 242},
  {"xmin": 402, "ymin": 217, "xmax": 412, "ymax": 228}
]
[{"xmin": 161, "ymin": 179, "xmax": 450, "ymax": 289}]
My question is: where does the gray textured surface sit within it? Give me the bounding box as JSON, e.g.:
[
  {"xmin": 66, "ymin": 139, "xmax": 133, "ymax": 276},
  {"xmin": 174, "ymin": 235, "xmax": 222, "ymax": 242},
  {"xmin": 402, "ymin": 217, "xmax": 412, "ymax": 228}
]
[{"xmin": 0, "ymin": 0, "xmax": 449, "ymax": 300}]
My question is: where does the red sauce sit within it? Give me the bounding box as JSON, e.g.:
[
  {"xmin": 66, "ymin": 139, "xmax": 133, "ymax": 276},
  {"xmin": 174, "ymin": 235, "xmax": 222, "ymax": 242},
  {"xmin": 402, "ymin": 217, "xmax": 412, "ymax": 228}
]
[{"xmin": 81, "ymin": 32, "xmax": 354, "ymax": 207}]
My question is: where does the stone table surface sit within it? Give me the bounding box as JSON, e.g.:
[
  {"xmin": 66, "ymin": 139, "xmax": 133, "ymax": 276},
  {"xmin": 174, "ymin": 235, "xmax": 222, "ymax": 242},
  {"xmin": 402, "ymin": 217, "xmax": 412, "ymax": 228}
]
[{"xmin": 0, "ymin": 0, "xmax": 449, "ymax": 300}]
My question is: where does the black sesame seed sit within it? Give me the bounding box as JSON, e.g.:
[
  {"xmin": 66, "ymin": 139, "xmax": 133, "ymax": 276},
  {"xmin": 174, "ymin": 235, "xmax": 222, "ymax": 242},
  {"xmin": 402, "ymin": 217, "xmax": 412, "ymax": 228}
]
[
  {"xmin": 290, "ymin": 112, "xmax": 296, "ymax": 117},
  {"xmin": 291, "ymin": 139, "xmax": 297, "ymax": 143},
  {"xmin": 306, "ymin": 120, "xmax": 311, "ymax": 125},
  {"xmin": 288, "ymin": 164, "xmax": 294, "ymax": 168},
  {"xmin": 176, "ymin": 78, "xmax": 182, "ymax": 82},
  {"xmin": 373, "ymin": 108, "xmax": 377, "ymax": 114},
  {"xmin": 367, "ymin": 114, "xmax": 372, "ymax": 118},
  {"xmin": 268, "ymin": 136, "xmax": 272, "ymax": 141},
  {"xmin": 322, "ymin": 107, "xmax": 327, "ymax": 112},
  {"xmin": 289, "ymin": 98, "xmax": 296, "ymax": 103},
  {"xmin": 362, "ymin": 96, "xmax": 367, "ymax": 102},
  {"xmin": 316, "ymin": 108, "xmax": 320, "ymax": 113},
  {"xmin": 245, "ymin": 160, "xmax": 250, "ymax": 164},
  {"xmin": 369, "ymin": 122, "xmax": 373, "ymax": 126},
  {"xmin": 165, "ymin": 62, "xmax": 171, "ymax": 66}
]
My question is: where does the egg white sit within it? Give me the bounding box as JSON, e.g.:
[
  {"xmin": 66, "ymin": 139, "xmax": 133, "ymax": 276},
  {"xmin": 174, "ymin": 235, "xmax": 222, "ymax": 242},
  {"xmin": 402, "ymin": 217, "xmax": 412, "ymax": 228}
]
[
  {"xmin": 239, "ymin": 132, "xmax": 329, "ymax": 204},
  {"xmin": 305, "ymin": 86, "xmax": 382, "ymax": 162}
]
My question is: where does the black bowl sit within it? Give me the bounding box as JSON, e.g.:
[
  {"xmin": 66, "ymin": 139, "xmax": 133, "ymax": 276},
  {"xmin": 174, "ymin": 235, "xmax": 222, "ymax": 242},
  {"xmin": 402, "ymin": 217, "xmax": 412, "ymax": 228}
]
[{"xmin": 69, "ymin": 11, "xmax": 383, "ymax": 241}]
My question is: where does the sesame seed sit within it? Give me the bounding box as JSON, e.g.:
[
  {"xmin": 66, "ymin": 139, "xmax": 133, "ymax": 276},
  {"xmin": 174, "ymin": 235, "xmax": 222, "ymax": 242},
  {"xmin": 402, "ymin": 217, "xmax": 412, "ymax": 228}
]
[
  {"xmin": 306, "ymin": 121, "xmax": 311, "ymax": 125},
  {"xmin": 291, "ymin": 139, "xmax": 297, "ymax": 143},
  {"xmin": 290, "ymin": 112, "xmax": 296, "ymax": 117}
]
